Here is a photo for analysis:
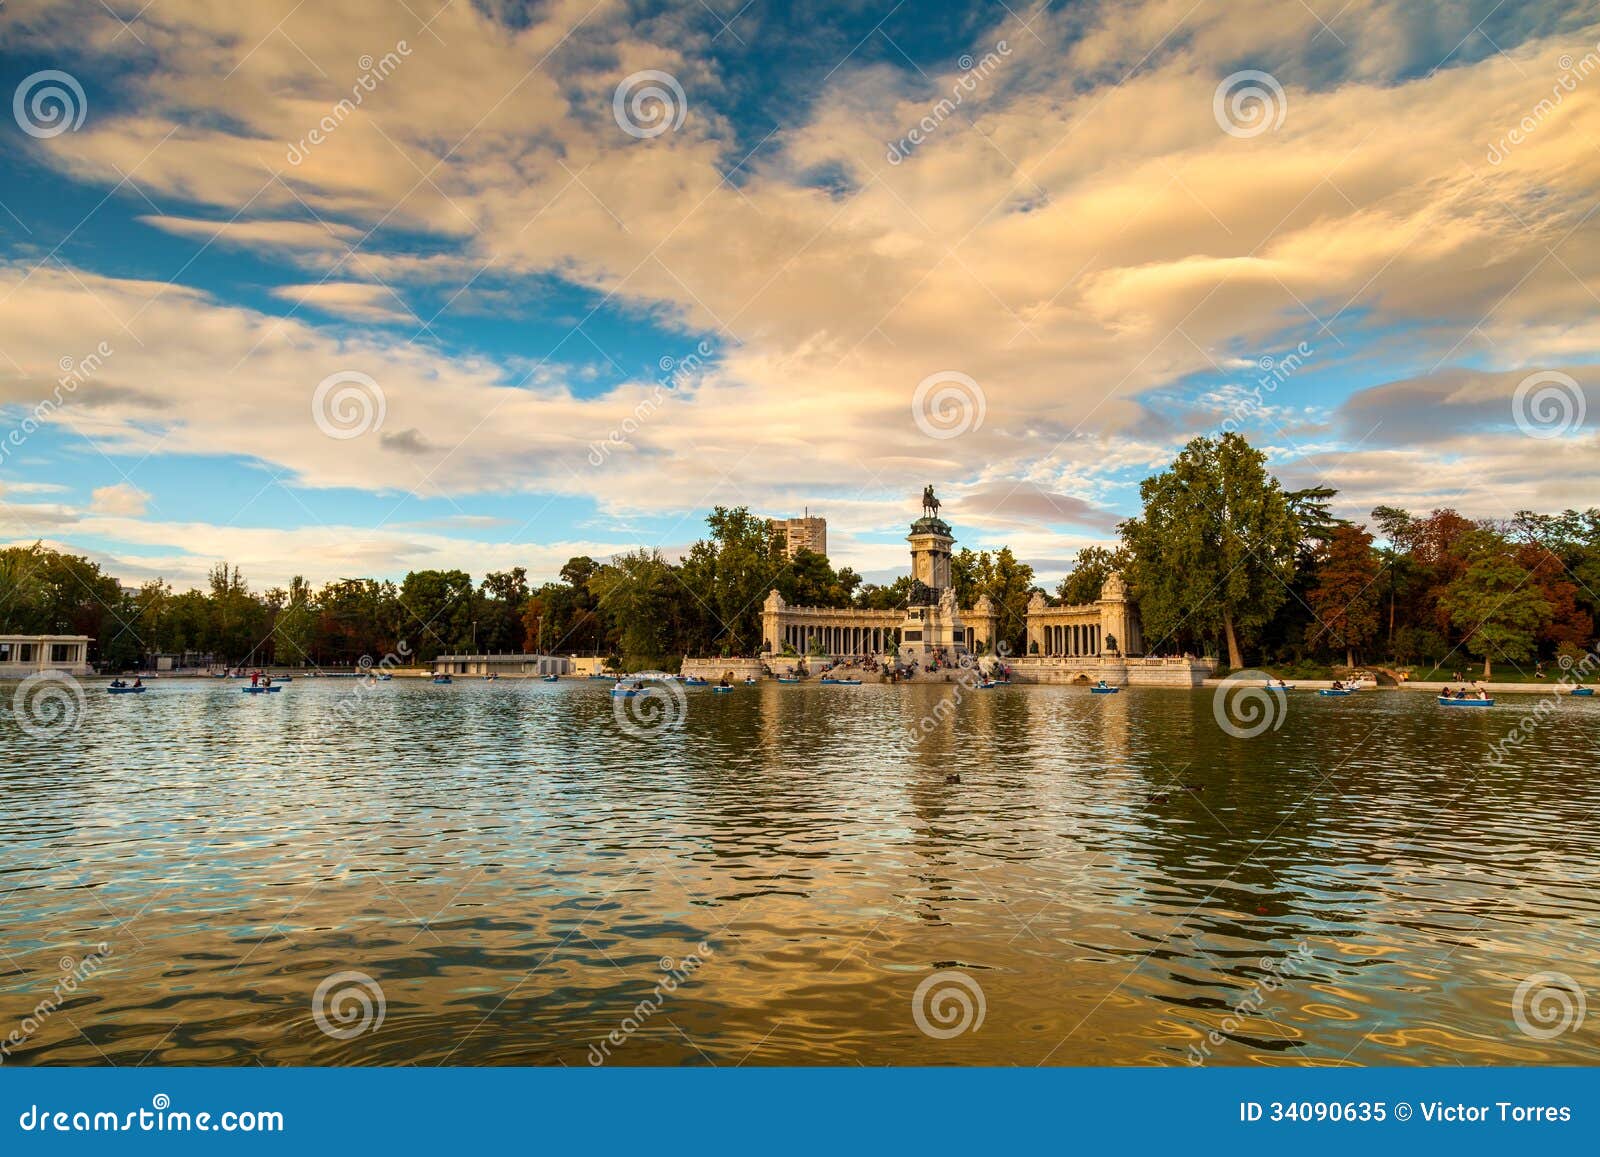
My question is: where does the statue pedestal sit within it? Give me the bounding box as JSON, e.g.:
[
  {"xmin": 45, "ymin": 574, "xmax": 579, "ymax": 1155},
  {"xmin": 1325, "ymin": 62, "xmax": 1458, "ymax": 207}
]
[{"xmin": 895, "ymin": 599, "xmax": 967, "ymax": 665}]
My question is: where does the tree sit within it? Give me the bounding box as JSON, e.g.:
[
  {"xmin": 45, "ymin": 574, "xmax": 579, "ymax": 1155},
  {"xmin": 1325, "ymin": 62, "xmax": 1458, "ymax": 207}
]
[
  {"xmin": 1440, "ymin": 532, "xmax": 1552, "ymax": 678},
  {"xmin": 680, "ymin": 507, "xmax": 787, "ymax": 653},
  {"xmin": 1121, "ymin": 433, "xmax": 1299, "ymax": 668},
  {"xmin": 479, "ymin": 568, "xmax": 530, "ymax": 653},
  {"xmin": 397, "ymin": 569, "xmax": 476, "ymax": 660},
  {"xmin": 1056, "ymin": 545, "xmax": 1130, "ymax": 605},
  {"xmin": 1305, "ymin": 525, "xmax": 1381, "ymax": 667},
  {"xmin": 272, "ymin": 576, "xmax": 317, "ymax": 666},
  {"xmin": 589, "ymin": 550, "xmax": 677, "ymax": 667}
]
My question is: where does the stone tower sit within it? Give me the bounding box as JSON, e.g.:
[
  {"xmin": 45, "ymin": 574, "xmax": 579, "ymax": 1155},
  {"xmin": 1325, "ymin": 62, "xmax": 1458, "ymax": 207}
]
[{"xmin": 907, "ymin": 516, "xmax": 954, "ymax": 590}]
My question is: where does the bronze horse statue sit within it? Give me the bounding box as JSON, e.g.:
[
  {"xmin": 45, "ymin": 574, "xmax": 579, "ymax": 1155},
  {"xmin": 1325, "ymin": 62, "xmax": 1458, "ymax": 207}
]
[{"xmin": 921, "ymin": 485, "xmax": 941, "ymax": 518}]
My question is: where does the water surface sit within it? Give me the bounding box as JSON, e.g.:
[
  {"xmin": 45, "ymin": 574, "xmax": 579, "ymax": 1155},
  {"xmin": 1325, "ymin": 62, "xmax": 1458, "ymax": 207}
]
[{"xmin": 2, "ymin": 678, "xmax": 1596, "ymax": 1066}]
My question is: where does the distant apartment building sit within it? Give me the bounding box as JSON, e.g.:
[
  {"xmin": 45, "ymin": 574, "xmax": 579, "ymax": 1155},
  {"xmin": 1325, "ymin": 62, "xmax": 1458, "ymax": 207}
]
[{"xmin": 769, "ymin": 511, "xmax": 827, "ymax": 559}]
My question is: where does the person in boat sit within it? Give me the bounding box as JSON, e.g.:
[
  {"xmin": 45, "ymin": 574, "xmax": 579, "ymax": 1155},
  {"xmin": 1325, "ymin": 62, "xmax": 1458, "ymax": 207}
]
[
  {"xmin": 132, "ymin": 677, "xmax": 142, "ymax": 688},
  {"xmin": 1441, "ymin": 686, "xmax": 1452, "ymax": 698},
  {"xmin": 1275, "ymin": 679, "xmax": 1288, "ymax": 689},
  {"xmin": 250, "ymin": 670, "xmax": 259, "ymax": 687},
  {"xmin": 1330, "ymin": 679, "xmax": 1344, "ymax": 690}
]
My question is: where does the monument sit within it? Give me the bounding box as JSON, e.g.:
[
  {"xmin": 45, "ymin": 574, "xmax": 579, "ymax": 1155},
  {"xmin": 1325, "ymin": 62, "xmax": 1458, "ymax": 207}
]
[{"xmin": 895, "ymin": 486, "xmax": 968, "ymax": 663}]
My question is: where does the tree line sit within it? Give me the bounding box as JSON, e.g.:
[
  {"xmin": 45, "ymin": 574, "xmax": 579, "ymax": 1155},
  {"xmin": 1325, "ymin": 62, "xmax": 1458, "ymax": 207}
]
[
  {"xmin": 3, "ymin": 433, "xmax": 1595, "ymax": 676},
  {"xmin": 1103, "ymin": 433, "xmax": 1597, "ymax": 677}
]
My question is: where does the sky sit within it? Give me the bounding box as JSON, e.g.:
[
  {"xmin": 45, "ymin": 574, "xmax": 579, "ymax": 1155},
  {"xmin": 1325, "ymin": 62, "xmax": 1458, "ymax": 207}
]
[{"xmin": 1, "ymin": 0, "xmax": 1598, "ymax": 592}]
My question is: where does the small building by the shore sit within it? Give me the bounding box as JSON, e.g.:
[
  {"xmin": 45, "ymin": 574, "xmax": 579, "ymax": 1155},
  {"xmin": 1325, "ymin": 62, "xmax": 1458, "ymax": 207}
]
[
  {"xmin": 432, "ymin": 652, "xmax": 571, "ymax": 677},
  {"xmin": 1, "ymin": 635, "xmax": 94, "ymax": 678}
]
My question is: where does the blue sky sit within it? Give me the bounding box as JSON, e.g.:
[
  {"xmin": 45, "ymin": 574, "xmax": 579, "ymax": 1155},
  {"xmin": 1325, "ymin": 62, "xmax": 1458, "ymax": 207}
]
[{"xmin": 2, "ymin": 0, "xmax": 1598, "ymax": 590}]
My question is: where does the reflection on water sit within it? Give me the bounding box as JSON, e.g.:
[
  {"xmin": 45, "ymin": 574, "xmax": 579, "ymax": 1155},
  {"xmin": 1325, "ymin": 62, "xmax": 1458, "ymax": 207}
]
[{"xmin": 1, "ymin": 678, "xmax": 1596, "ymax": 1066}]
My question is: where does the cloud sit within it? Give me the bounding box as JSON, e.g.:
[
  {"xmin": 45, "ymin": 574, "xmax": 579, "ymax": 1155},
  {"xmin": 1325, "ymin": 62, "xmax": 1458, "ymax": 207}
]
[
  {"xmin": 89, "ymin": 482, "xmax": 151, "ymax": 516},
  {"xmin": 3, "ymin": 0, "xmax": 1600, "ymax": 576},
  {"xmin": 270, "ymin": 281, "xmax": 414, "ymax": 323}
]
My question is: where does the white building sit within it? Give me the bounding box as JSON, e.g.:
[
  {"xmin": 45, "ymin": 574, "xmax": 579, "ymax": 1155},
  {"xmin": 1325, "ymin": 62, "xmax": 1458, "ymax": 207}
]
[
  {"xmin": 0, "ymin": 635, "xmax": 94, "ymax": 678},
  {"xmin": 432, "ymin": 653, "xmax": 572, "ymax": 677}
]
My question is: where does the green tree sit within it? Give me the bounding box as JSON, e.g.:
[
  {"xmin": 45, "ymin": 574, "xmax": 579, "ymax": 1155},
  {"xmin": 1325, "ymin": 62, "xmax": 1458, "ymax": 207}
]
[
  {"xmin": 1440, "ymin": 532, "xmax": 1552, "ymax": 678},
  {"xmin": 589, "ymin": 550, "xmax": 678, "ymax": 667},
  {"xmin": 1121, "ymin": 433, "xmax": 1299, "ymax": 668},
  {"xmin": 1055, "ymin": 545, "xmax": 1130, "ymax": 605},
  {"xmin": 680, "ymin": 507, "xmax": 787, "ymax": 653},
  {"xmin": 397, "ymin": 569, "xmax": 476, "ymax": 660}
]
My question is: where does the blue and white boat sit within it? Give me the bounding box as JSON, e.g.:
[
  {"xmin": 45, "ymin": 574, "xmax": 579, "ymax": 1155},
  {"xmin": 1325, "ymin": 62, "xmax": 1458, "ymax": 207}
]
[
  {"xmin": 1318, "ymin": 688, "xmax": 1353, "ymax": 697},
  {"xmin": 542, "ymin": 674, "xmax": 559, "ymax": 682},
  {"xmin": 1573, "ymin": 687, "xmax": 1595, "ymax": 697},
  {"xmin": 1438, "ymin": 695, "xmax": 1493, "ymax": 707},
  {"xmin": 432, "ymin": 675, "xmax": 453, "ymax": 685},
  {"xmin": 242, "ymin": 685, "xmax": 282, "ymax": 694},
  {"xmin": 107, "ymin": 685, "xmax": 146, "ymax": 695},
  {"xmin": 1089, "ymin": 682, "xmax": 1119, "ymax": 694}
]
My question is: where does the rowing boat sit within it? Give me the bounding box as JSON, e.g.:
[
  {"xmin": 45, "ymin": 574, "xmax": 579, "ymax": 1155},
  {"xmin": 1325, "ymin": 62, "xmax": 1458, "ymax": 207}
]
[
  {"xmin": 1318, "ymin": 688, "xmax": 1353, "ymax": 697},
  {"xmin": 1437, "ymin": 696, "xmax": 1494, "ymax": 707}
]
